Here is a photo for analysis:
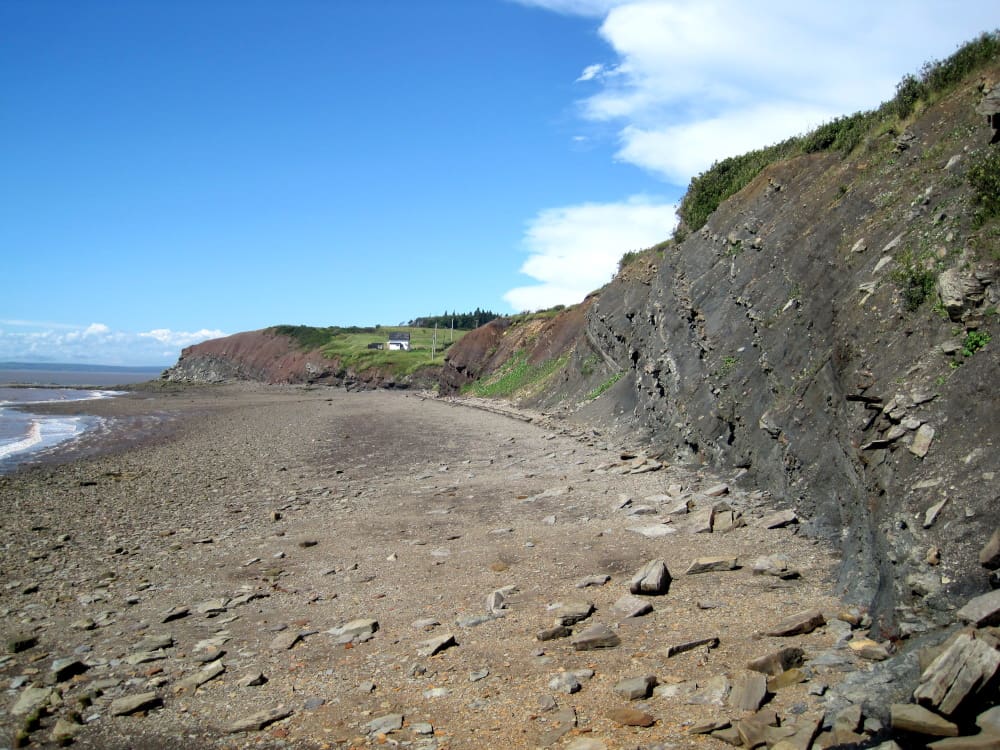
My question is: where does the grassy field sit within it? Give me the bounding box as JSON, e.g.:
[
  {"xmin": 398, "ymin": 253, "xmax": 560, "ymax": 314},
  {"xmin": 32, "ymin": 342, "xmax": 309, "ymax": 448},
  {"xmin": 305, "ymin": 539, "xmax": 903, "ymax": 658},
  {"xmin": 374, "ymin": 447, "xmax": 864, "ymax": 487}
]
[{"xmin": 271, "ymin": 325, "xmax": 467, "ymax": 378}]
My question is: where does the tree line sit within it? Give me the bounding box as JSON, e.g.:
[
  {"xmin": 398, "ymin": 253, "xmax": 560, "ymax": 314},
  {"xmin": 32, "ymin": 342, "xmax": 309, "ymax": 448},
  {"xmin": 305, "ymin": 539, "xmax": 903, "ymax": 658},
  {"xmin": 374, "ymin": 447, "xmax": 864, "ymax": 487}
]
[{"xmin": 407, "ymin": 308, "xmax": 502, "ymax": 330}]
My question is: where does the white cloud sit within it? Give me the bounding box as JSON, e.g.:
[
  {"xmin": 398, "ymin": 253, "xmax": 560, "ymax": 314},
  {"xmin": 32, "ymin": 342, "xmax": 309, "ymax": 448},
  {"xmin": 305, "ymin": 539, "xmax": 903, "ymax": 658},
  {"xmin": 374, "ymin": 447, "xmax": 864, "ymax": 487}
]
[
  {"xmin": 563, "ymin": 0, "xmax": 999, "ymax": 183},
  {"xmin": 504, "ymin": 195, "xmax": 677, "ymax": 311},
  {"xmin": 139, "ymin": 328, "xmax": 226, "ymax": 347},
  {"xmin": 576, "ymin": 63, "xmax": 606, "ymax": 82},
  {"xmin": 511, "ymin": 0, "xmax": 629, "ymax": 17},
  {"xmin": 0, "ymin": 323, "xmax": 225, "ymax": 366}
]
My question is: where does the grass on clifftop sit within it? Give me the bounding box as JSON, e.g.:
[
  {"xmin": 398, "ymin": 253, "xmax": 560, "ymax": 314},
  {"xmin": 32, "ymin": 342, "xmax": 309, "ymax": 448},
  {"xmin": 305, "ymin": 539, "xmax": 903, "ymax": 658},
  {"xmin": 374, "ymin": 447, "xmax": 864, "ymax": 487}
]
[
  {"xmin": 270, "ymin": 325, "xmax": 467, "ymax": 378},
  {"xmin": 675, "ymin": 31, "xmax": 1000, "ymax": 236}
]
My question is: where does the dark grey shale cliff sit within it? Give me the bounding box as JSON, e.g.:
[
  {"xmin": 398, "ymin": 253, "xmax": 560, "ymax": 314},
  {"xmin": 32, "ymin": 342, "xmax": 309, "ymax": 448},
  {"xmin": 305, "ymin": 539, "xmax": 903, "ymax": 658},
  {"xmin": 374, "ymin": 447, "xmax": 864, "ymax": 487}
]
[{"xmin": 581, "ymin": 87, "xmax": 999, "ymax": 634}]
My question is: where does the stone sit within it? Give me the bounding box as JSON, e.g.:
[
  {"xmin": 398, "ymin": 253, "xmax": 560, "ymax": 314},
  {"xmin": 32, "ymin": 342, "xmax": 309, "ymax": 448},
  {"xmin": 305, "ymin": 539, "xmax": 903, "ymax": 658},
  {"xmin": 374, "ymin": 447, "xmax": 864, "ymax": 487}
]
[
  {"xmin": 110, "ymin": 691, "xmax": 162, "ymax": 716},
  {"xmin": 135, "ymin": 633, "xmax": 174, "ymax": 652},
  {"xmin": 664, "ymin": 635, "xmax": 720, "ymax": 658},
  {"xmin": 237, "ymin": 670, "xmax": 267, "ymax": 687},
  {"xmin": 891, "ymin": 703, "xmax": 959, "ymax": 736},
  {"xmin": 914, "ymin": 631, "xmax": 1000, "ymax": 715},
  {"xmin": 7, "ymin": 633, "xmax": 38, "ymax": 653},
  {"xmin": 748, "ymin": 647, "xmax": 805, "ymax": 676},
  {"xmin": 690, "ymin": 719, "xmax": 732, "ymax": 734},
  {"xmin": 628, "ymin": 523, "xmax": 676, "ymax": 538},
  {"xmin": 270, "ymin": 630, "xmax": 302, "ymax": 651},
  {"xmin": 576, "ymin": 574, "xmax": 610, "ymax": 588},
  {"xmin": 161, "ymin": 605, "xmax": 189, "ymax": 623},
  {"xmin": 549, "ymin": 672, "xmax": 581, "ymax": 694},
  {"xmin": 688, "ymin": 508, "xmax": 714, "ymax": 533},
  {"xmin": 978, "ymin": 706, "xmax": 1000, "ymax": 734},
  {"xmin": 368, "ymin": 713, "xmax": 404, "ymax": 735},
  {"xmin": 833, "ymin": 705, "xmax": 864, "ymax": 745},
  {"xmin": 704, "ymin": 483, "xmax": 730, "ymax": 497},
  {"xmin": 175, "ymin": 659, "xmax": 225, "ymax": 693},
  {"xmin": 11, "ymin": 686, "xmax": 56, "ymax": 716},
  {"xmin": 686, "ymin": 556, "xmax": 739, "ymax": 574},
  {"xmin": 924, "ymin": 497, "xmax": 950, "ymax": 528},
  {"xmin": 766, "ymin": 609, "xmax": 826, "ymax": 637},
  {"xmin": 752, "ymin": 555, "xmax": 800, "ymax": 579},
  {"xmin": 552, "ymin": 601, "xmax": 594, "ymax": 626},
  {"xmin": 957, "ymin": 590, "xmax": 1000, "ymax": 627},
  {"xmin": 565, "ymin": 739, "xmax": 607, "ymax": 750},
  {"xmin": 687, "ymin": 675, "xmax": 731, "ymax": 706},
  {"xmin": 729, "ymin": 672, "xmax": 768, "ymax": 712},
  {"xmin": 51, "ymin": 717, "xmax": 82, "ymax": 744},
  {"xmin": 229, "ymin": 706, "xmax": 294, "ymax": 733},
  {"xmin": 628, "ymin": 559, "xmax": 671, "ymax": 595},
  {"xmin": 737, "ymin": 708, "xmax": 780, "ymax": 747},
  {"xmin": 849, "ymin": 637, "xmax": 891, "ymax": 660},
  {"xmin": 767, "ymin": 668, "xmax": 808, "ymax": 691},
  {"xmin": 928, "ymin": 737, "xmax": 1000, "ymax": 750},
  {"xmin": 49, "ymin": 657, "xmax": 88, "ymax": 682},
  {"xmin": 612, "ymin": 594, "xmax": 654, "ymax": 618},
  {"xmin": 416, "ymin": 633, "xmax": 457, "ymax": 657},
  {"xmin": 608, "ymin": 707, "xmax": 656, "ymax": 727},
  {"xmin": 571, "ymin": 623, "xmax": 620, "ymax": 651},
  {"xmin": 536, "ymin": 624, "xmax": 572, "ymax": 641},
  {"xmin": 761, "ymin": 510, "xmax": 798, "ymax": 529},
  {"xmin": 980, "ymin": 530, "xmax": 1000, "ymax": 569},
  {"xmin": 328, "ymin": 618, "xmax": 379, "ymax": 644},
  {"xmin": 910, "ymin": 424, "xmax": 935, "ymax": 457},
  {"xmin": 613, "ymin": 675, "xmax": 656, "ymax": 700}
]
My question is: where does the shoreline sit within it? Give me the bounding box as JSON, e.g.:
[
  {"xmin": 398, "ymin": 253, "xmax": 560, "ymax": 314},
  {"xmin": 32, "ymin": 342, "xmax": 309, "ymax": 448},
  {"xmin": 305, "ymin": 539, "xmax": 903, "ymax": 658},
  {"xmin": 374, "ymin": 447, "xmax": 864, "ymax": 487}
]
[{"xmin": 0, "ymin": 383, "xmax": 856, "ymax": 749}]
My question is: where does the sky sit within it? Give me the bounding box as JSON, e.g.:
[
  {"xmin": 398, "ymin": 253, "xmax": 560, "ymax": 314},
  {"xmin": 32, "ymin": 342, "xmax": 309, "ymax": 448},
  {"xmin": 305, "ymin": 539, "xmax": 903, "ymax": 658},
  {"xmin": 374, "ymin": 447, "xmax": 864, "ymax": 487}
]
[{"xmin": 2, "ymin": 1, "xmax": 996, "ymax": 365}]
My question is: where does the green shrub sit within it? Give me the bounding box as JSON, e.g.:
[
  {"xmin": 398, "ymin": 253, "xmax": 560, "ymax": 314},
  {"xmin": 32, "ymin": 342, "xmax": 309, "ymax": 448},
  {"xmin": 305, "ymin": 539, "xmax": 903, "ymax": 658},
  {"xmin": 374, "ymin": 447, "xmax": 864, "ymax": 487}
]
[
  {"xmin": 586, "ymin": 372, "xmax": 623, "ymax": 400},
  {"xmin": 968, "ymin": 148, "xmax": 1000, "ymax": 225},
  {"xmin": 891, "ymin": 252, "xmax": 937, "ymax": 311},
  {"xmin": 961, "ymin": 330, "xmax": 991, "ymax": 357}
]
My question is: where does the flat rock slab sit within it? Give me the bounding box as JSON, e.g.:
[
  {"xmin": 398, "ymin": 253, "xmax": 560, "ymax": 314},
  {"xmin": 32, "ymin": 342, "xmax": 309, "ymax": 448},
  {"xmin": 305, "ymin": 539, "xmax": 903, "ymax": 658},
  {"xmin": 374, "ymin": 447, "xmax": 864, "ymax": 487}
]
[
  {"xmin": 613, "ymin": 675, "xmax": 656, "ymax": 700},
  {"xmin": 229, "ymin": 706, "xmax": 293, "ymax": 733},
  {"xmin": 664, "ymin": 635, "xmax": 720, "ymax": 658},
  {"xmin": 914, "ymin": 631, "xmax": 1000, "ymax": 715},
  {"xmin": 11, "ymin": 686, "xmax": 57, "ymax": 716},
  {"xmin": 766, "ymin": 608, "xmax": 826, "ymax": 636},
  {"xmin": 891, "ymin": 703, "xmax": 959, "ymax": 736},
  {"xmin": 748, "ymin": 647, "xmax": 805, "ymax": 676},
  {"xmin": 928, "ymin": 736, "xmax": 1000, "ymax": 750},
  {"xmin": 628, "ymin": 523, "xmax": 676, "ymax": 538},
  {"xmin": 629, "ymin": 559, "xmax": 671, "ymax": 595},
  {"xmin": 575, "ymin": 574, "xmax": 611, "ymax": 588},
  {"xmin": 571, "ymin": 623, "xmax": 620, "ymax": 651},
  {"xmin": 536, "ymin": 624, "xmax": 572, "ymax": 641},
  {"xmin": 729, "ymin": 672, "xmax": 768, "ymax": 712},
  {"xmin": 980, "ymin": 529, "xmax": 1000, "ymax": 569},
  {"xmin": 686, "ymin": 556, "xmax": 739, "ymax": 574},
  {"xmin": 612, "ymin": 594, "xmax": 654, "ymax": 619},
  {"xmin": 761, "ymin": 510, "xmax": 798, "ymax": 529},
  {"xmin": 416, "ymin": 633, "xmax": 457, "ymax": 657},
  {"xmin": 957, "ymin": 589, "xmax": 1000, "ymax": 627},
  {"xmin": 175, "ymin": 659, "xmax": 225, "ymax": 693},
  {"xmin": 553, "ymin": 600, "xmax": 595, "ymax": 626},
  {"xmin": 110, "ymin": 692, "xmax": 162, "ymax": 716},
  {"xmin": 608, "ymin": 707, "xmax": 656, "ymax": 727},
  {"xmin": 328, "ymin": 618, "xmax": 379, "ymax": 644}
]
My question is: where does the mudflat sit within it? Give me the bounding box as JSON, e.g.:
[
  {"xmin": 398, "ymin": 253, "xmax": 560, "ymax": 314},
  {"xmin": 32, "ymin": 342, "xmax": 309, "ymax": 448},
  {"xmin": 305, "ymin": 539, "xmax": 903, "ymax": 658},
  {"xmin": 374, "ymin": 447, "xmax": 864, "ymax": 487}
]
[{"xmin": 1, "ymin": 385, "xmax": 856, "ymax": 749}]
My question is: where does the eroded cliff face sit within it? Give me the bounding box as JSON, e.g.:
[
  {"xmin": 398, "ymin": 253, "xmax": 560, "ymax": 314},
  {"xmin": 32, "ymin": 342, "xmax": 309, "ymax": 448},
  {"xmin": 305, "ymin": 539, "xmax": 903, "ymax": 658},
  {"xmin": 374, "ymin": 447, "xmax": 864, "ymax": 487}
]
[
  {"xmin": 442, "ymin": 71, "xmax": 1000, "ymax": 631},
  {"xmin": 163, "ymin": 329, "xmax": 431, "ymax": 389}
]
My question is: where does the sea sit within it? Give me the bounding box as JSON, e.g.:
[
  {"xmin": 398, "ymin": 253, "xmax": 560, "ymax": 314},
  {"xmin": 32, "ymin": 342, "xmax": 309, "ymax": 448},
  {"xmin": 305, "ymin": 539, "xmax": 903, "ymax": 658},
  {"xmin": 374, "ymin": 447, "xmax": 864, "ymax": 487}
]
[{"xmin": 0, "ymin": 362, "xmax": 165, "ymax": 473}]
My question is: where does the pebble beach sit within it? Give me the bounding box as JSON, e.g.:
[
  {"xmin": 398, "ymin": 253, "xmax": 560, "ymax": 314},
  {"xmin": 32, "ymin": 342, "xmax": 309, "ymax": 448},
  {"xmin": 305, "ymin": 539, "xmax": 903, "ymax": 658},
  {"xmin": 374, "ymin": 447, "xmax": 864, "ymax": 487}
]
[{"xmin": 0, "ymin": 384, "xmax": 860, "ymax": 749}]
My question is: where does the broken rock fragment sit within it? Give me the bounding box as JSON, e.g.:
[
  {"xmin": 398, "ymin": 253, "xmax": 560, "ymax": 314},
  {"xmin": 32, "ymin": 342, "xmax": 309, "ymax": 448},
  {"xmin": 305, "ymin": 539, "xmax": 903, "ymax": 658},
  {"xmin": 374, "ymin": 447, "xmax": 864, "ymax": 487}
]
[{"xmin": 628, "ymin": 559, "xmax": 671, "ymax": 595}]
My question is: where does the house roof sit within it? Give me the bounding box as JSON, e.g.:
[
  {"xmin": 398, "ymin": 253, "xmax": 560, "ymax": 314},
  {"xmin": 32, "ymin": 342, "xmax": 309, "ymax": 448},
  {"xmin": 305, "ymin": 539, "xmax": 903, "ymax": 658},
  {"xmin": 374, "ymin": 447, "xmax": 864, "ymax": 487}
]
[{"xmin": 388, "ymin": 332, "xmax": 411, "ymax": 342}]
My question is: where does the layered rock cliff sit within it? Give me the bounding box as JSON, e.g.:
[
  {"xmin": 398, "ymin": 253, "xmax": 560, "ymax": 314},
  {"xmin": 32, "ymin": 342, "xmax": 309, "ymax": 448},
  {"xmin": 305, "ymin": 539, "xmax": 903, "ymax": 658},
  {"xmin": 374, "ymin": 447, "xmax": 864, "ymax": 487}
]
[{"xmin": 441, "ymin": 68, "xmax": 1000, "ymax": 634}]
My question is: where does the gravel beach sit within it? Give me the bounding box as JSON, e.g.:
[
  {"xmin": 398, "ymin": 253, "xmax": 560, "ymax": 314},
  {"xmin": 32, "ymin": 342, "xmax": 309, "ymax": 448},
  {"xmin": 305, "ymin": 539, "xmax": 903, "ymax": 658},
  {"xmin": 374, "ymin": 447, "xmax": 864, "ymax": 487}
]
[{"xmin": 1, "ymin": 384, "xmax": 859, "ymax": 749}]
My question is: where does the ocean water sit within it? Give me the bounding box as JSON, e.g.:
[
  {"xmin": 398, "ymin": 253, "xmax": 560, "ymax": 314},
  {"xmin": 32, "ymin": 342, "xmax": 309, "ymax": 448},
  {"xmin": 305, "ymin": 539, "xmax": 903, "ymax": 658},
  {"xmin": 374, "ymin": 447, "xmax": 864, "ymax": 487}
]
[{"xmin": 0, "ymin": 362, "xmax": 165, "ymax": 472}]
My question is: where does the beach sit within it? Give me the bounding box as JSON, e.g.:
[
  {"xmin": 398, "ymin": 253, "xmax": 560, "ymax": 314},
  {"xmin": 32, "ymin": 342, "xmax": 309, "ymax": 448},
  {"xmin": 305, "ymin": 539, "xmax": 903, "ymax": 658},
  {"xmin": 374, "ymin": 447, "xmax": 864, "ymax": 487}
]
[{"xmin": 1, "ymin": 384, "xmax": 852, "ymax": 749}]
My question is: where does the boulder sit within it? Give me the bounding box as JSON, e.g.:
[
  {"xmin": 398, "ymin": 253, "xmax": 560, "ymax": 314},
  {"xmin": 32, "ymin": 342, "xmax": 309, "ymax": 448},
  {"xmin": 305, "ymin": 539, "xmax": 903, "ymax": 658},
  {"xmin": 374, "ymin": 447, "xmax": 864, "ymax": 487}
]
[
  {"xmin": 766, "ymin": 609, "xmax": 826, "ymax": 637},
  {"xmin": 571, "ymin": 623, "xmax": 620, "ymax": 651},
  {"xmin": 890, "ymin": 703, "xmax": 959, "ymax": 737},
  {"xmin": 913, "ymin": 631, "xmax": 1000, "ymax": 716},
  {"xmin": 628, "ymin": 559, "xmax": 671, "ymax": 595}
]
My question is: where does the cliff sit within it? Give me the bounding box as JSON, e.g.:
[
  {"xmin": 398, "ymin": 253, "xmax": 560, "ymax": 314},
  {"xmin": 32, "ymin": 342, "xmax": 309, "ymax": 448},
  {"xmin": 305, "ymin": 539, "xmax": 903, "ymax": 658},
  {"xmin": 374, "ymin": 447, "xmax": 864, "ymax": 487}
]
[{"xmin": 441, "ymin": 63, "xmax": 1000, "ymax": 636}]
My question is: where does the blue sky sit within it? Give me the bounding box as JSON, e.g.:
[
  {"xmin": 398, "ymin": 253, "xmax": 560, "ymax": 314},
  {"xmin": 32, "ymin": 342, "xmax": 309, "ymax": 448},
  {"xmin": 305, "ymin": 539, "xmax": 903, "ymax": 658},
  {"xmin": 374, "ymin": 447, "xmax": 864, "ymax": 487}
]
[{"xmin": 2, "ymin": 1, "xmax": 996, "ymax": 365}]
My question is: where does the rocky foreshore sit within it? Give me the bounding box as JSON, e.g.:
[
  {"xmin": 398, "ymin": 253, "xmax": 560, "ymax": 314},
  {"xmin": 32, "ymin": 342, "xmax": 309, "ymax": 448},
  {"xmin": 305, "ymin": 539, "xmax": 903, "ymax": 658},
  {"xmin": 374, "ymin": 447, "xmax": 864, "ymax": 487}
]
[{"xmin": 1, "ymin": 384, "xmax": 997, "ymax": 749}]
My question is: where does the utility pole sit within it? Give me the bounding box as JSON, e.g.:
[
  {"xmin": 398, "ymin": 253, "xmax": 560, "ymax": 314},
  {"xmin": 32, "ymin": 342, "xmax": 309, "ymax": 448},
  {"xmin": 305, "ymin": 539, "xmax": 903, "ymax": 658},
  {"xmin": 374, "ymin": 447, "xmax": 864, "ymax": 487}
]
[{"xmin": 432, "ymin": 323, "xmax": 438, "ymax": 361}]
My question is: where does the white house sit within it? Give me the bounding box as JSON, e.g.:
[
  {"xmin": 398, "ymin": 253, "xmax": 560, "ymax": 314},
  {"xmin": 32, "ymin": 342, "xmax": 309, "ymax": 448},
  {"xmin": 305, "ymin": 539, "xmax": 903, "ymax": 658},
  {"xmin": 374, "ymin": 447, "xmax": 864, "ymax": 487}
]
[{"xmin": 387, "ymin": 332, "xmax": 411, "ymax": 351}]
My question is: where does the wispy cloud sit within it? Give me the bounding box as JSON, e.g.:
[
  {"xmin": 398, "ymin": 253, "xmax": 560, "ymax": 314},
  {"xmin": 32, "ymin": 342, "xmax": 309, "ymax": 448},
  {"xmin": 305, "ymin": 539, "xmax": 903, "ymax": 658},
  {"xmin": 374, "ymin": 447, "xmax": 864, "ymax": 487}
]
[
  {"xmin": 547, "ymin": 1, "xmax": 999, "ymax": 183},
  {"xmin": 504, "ymin": 195, "xmax": 677, "ymax": 311},
  {"xmin": 0, "ymin": 322, "xmax": 225, "ymax": 366}
]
